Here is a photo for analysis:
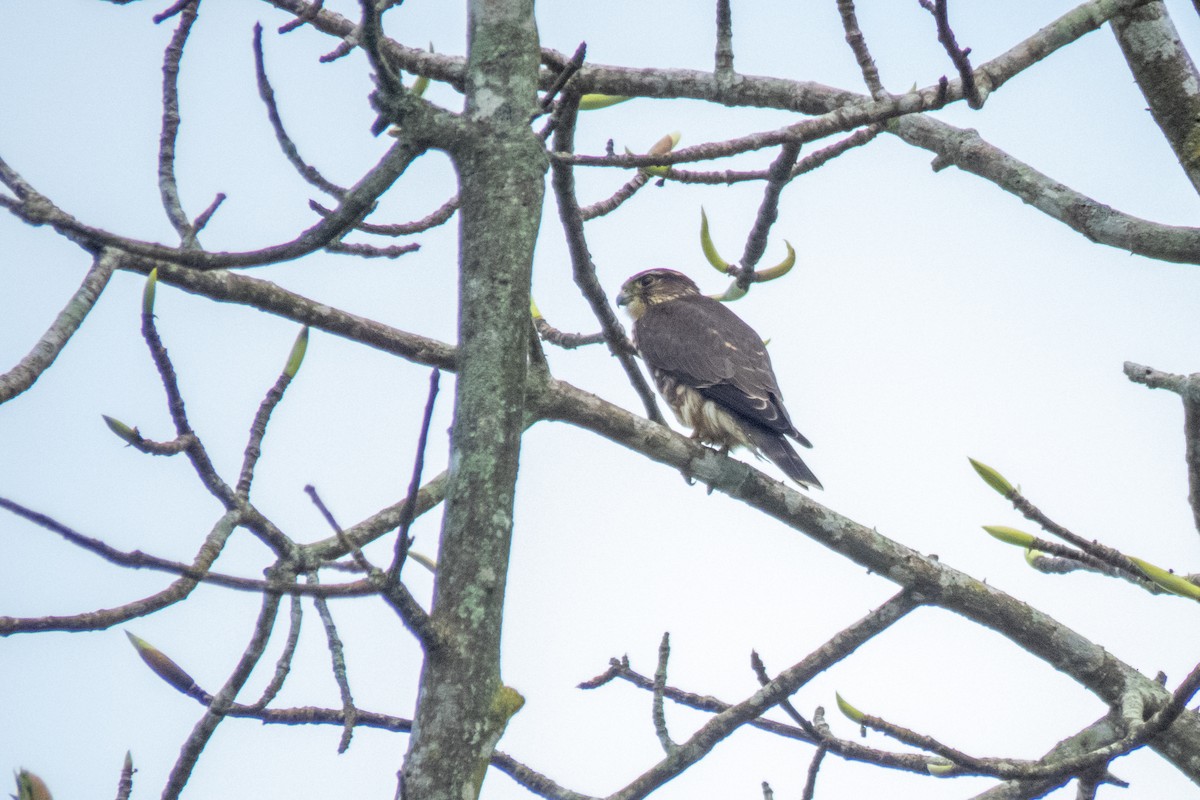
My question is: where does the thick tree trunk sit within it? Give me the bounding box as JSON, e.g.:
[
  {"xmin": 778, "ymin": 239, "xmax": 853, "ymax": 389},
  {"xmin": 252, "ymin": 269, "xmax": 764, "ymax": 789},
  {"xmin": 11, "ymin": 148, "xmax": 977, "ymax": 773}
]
[{"xmin": 398, "ymin": 2, "xmax": 546, "ymax": 799}]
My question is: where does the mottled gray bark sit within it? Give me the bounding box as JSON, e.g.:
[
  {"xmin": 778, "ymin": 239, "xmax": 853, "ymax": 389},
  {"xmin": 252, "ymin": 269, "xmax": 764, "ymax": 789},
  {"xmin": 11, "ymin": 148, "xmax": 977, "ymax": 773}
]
[
  {"xmin": 1111, "ymin": 1, "xmax": 1200, "ymax": 196},
  {"xmin": 398, "ymin": 2, "xmax": 546, "ymax": 799}
]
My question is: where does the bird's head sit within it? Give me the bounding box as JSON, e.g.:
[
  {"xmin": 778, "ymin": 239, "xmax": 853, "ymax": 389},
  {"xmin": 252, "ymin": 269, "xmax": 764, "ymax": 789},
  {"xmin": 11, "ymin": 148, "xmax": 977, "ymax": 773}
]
[{"xmin": 616, "ymin": 269, "xmax": 700, "ymax": 319}]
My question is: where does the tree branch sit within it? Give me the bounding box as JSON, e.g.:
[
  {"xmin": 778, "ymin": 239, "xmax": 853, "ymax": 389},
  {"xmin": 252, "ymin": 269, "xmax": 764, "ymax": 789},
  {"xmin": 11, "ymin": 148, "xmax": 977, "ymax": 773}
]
[{"xmin": 0, "ymin": 249, "xmax": 116, "ymax": 405}]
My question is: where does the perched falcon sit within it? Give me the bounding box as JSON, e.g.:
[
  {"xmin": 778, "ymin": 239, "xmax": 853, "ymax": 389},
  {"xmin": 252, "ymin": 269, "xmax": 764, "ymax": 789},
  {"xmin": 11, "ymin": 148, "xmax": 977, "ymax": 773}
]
[{"xmin": 616, "ymin": 268, "xmax": 822, "ymax": 489}]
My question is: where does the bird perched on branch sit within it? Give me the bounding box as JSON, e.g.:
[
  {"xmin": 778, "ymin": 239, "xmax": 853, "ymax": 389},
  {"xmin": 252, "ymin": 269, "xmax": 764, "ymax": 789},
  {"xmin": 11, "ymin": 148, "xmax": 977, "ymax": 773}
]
[{"xmin": 616, "ymin": 268, "xmax": 821, "ymax": 489}]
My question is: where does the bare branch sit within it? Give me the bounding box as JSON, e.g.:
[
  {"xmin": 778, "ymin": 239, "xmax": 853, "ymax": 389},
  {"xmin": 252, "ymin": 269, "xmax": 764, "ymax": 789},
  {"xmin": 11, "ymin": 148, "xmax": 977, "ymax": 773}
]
[
  {"xmin": 0, "ymin": 250, "xmax": 115, "ymax": 405},
  {"xmin": 249, "ymin": 592, "xmax": 303, "ymax": 709},
  {"xmin": 548, "ymin": 93, "xmax": 665, "ymax": 424},
  {"xmin": 1111, "ymin": 1, "xmax": 1200, "ymax": 196},
  {"xmin": 837, "ymin": 0, "xmax": 886, "ymax": 98},
  {"xmin": 801, "ymin": 745, "xmax": 827, "ymax": 800},
  {"xmin": 253, "ymin": 23, "xmax": 347, "ymax": 198},
  {"xmin": 922, "ymin": 0, "xmax": 984, "ymax": 108},
  {"xmin": 309, "ymin": 571, "xmax": 359, "ymax": 753},
  {"xmin": 738, "ymin": 141, "xmax": 801, "ymax": 280},
  {"xmin": 389, "ymin": 368, "xmax": 441, "ymax": 579},
  {"xmin": 310, "ymin": 194, "xmax": 458, "ymax": 235},
  {"xmin": 604, "ymin": 592, "xmax": 920, "ymax": 800},
  {"xmin": 161, "ymin": 583, "xmax": 284, "ymax": 800},
  {"xmin": 532, "ymin": 376, "xmax": 1200, "ymax": 779},
  {"xmin": 651, "ymin": 632, "xmax": 678, "ymax": 754},
  {"xmin": 157, "ymin": 0, "xmax": 201, "ymax": 246},
  {"xmin": 714, "ymin": 0, "xmax": 734, "ymax": 80},
  {"xmin": 0, "ymin": 508, "xmax": 239, "ymax": 635},
  {"xmin": 237, "ymin": 331, "xmax": 306, "ymax": 497},
  {"xmin": 1126, "ymin": 362, "xmax": 1200, "ymax": 536}
]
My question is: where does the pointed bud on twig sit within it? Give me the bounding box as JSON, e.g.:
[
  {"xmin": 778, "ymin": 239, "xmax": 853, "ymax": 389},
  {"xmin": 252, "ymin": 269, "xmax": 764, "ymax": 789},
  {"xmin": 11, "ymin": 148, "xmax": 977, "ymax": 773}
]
[
  {"xmin": 712, "ymin": 283, "xmax": 748, "ymax": 302},
  {"xmin": 283, "ymin": 326, "xmax": 309, "ymax": 379},
  {"xmin": 1024, "ymin": 548, "xmax": 1045, "ymax": 567},
  {"xmin": 125, "ymin": 631, "xmax": 204, "ymax": 698},
  {"xmin": 409, "ymin": 550, "xmax": 437, "ymax": 573},
  {"xmin": 142, "ymin": 268, "xmax": 158, "ymax": 316},
  {"xmin": 102, "ymin": 415, "xmax": 138, "ymax": 445},
  {"xmin": 529, "ymin": 297, "xmax": 543, "ymax": 321},
  {"xmin": 756, "ymin": 241, "xmax": 796, "ymax": 281},
  {"xmin": 982, "ymin": 525, "xmax": 1036, "ymax": 548},
  {"xmin": 926, "ymin": 758, "xmax": 956, "ymax": 776},
  {"xmin": 1128, "ymin": 557, "xmax": 1200, "ymax": 601},
  {"xmin": 14, "ymin": 770, "xmax": 52, "ymax": 800},
  {"xmin": 699, "ymin": 208, "xmax": 731, "ymax": 273},
  {"xmin": 834, "ymin": 692, "xmax": 865, "ymax": 723},
  {"xmin": 579, "ymin": 94, "xmax": 631, "ymax": 111},
  {"xmin": 968, "ymin": 458, "xmax": 1014, "ymax": 497},
  {"xmin": 643, "ymin": 132, "xmax": 681, "ymax": 177}
]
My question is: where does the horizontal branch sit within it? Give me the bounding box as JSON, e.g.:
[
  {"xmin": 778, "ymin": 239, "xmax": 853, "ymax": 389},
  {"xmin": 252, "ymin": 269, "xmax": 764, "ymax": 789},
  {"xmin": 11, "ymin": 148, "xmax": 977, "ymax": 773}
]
[
  {"xmin": 529, "ymin": 376, "xmax": 1200, "ymax": 782},
  {"xmin": 0, "ymin": 140, "xmax": 426, "ymax": 270}
]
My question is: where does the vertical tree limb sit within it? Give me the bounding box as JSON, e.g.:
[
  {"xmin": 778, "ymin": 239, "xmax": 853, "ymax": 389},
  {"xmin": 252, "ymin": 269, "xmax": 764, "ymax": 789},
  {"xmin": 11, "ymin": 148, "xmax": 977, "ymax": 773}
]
[{"xmin": 399, "ymin": 1, "xmax": 545, "ymax": 798}]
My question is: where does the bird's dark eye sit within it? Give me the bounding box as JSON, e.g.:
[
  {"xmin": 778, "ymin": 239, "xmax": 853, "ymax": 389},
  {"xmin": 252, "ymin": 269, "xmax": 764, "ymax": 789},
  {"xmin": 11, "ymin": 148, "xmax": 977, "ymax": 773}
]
[{"xmin": 638, "ymin": 275, "xmax": 654, "ymax": 286}]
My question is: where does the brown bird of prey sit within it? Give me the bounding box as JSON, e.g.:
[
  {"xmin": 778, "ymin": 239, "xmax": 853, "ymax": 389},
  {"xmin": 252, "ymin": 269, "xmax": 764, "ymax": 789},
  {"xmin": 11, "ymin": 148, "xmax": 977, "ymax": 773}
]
[{"xmin": 616, "ymin": 268, "xmax": 822, "ymax": 489}]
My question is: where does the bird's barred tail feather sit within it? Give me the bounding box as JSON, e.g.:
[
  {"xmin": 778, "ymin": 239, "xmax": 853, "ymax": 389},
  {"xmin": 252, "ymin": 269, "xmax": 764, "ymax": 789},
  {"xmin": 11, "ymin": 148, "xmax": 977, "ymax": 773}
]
[{"xmin": 745, "ymin": 426, "xmax": 823, "ymax": 490}]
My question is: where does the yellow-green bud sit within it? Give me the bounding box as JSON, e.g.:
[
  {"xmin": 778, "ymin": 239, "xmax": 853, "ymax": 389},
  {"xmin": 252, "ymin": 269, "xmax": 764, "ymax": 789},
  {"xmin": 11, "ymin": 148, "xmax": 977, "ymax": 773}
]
[
  {"xmin": 579, "ymin": 94, "xmax": 631, "ymax": 111},
  {"xmin": 283, "ymin": 326, "xmax": 309, "ymax": 379},
  {"xmin": 982, "ymin": 525, "xmax": 1036, "ymax": 548},
  {"xmin": 142, "ymin": 268, "xmax": 158, "ymax": 316},
  {"xmin": 102, "ymin": 415, "xmax": 137, "ymax": 445},
  {"xmin": 126, "ymin": 631, "xmax": 203, "ymax": 697},
  {"xmin": 834, "ymin": 692, "xmax": 865, "ymax": 723},
  {"xmin": 756, "ymin": 241, "xmax": 796, "ymax": 281},
  {"xmin": 1129, "ymin": 557, "xmax": 1200, "ymax": 601},
  {"xmin": 926, "ymin": 758, "xmax": 956, "ymax": 776},
  {"xmin": 968, "ymin": 458, "xmax": 1015, "ymax": 497},
  {"xmin": 700, "ymin": 208, "xmax": 730, "ymax": 273}
]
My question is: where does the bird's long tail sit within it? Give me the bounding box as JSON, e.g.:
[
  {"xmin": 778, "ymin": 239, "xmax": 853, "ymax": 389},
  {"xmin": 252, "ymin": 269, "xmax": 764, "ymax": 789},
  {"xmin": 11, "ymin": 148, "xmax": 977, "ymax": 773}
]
[{"xmin": 745, "ymin": 426, "xmax": 823, "ymax": 490}]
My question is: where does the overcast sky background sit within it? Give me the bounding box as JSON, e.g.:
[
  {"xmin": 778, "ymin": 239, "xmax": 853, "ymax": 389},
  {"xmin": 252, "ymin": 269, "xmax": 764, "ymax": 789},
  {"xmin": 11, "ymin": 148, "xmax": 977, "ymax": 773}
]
[{"xmin": 3, "ymin": 1, "xmax": 1200, "ymax": 799}]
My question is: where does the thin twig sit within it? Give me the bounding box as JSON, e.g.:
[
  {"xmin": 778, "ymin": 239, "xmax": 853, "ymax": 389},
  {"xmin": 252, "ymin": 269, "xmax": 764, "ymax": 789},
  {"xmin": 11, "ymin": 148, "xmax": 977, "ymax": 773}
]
[
  {"xmin": 237, "ymin": 337, "xmax": 305, "ymax": 497},
  {"xmin": 579, "ymin": 172, "xmax": 651, "ymax": 219},
  {"xmin": 114, "ymin": 752, "xmax": 134, "ymax": 800},
  {"xmin": 837, "ymin": 0, "xmax": 886, "ymax": 98},
  {"xmin": 157, "ymin": 0, "xmax": 201, "ymax": 247},
  {"xmin": 0, "ymin": 250, "xmax": 116, "ymax": 404},
  {"xmin": 714, "ymin": 0, "xmax": 734, "ymax": 79},
  {"xmin": 309, "ymin": 571, "xmax": 359, "ymax": 753},
  {"xmin": 532, "ymin": 316, "xmax": 606, "ymax": 350},
  {"xmin": 922, "ymin": 0, "xmax": 984, "ymax": 108},
  {"xmin": 310, "ymin": 195, "xmax": 458, "ymax": 236},
  {"xmin": 161, "ymin": 581, "xmax": 285, "ymax": 800},
  {"xmin": 652, "ymin": 632, "xmax": 678, "ymax": 753},
  {"xmin": 305, "ymin": 486, "xmax": 440, "ymax": 650},
  {"xmin": 325, "ymin": 240, "xmax": 420, "ymax": 258},
  {"xmin": 548, "ymin": 92, "xmax": 665, "ymax": 424},
  {"xmin": 192, "ymin": 192, "xmax": 226, "ymax": 233},
  {"xmin": 153, "ymin": 0, "xmax": 194, "ymax": 24},
  {"xmin": 141, "ymin": 277, "xmax": 237, "ymax": 509},
  {"xmin": 801, "ymin": 744, "xmax": 827, "ymax": 800},
  {"xmin": 249, "ymin": 591, "xmax": 303, "ymax": 709},
  {"xmin": 278, "ymin": 0, "xmax": 323, "ymax": 33},
  {"xmin": 539, "ymin": 42, "xmax": 587, "ymax": 117},
  {"xmin": 738, "ymin": 141, "xmax": 801, "ymax": 281},
  {"xmin": 0, "ymin": 498, "xmax": 364, "ymax": 604},
  {"xmin": 389, "ymin": 369, "xmax": 441, "ymax": 580},
  {"xmin": 253, "ymin": 23, "xmax": 346, "ymax": 198},
  {"xmin": 1125, "ymin": 361, "xmax": 1200, "ymax": 537}
]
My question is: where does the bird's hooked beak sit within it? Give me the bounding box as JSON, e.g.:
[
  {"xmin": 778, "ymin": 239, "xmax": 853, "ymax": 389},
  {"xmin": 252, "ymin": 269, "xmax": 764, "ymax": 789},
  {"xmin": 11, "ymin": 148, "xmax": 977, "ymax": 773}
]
[{"xmin": 615, "ymin": 288, "xmax": 631, "ymax": 307}]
